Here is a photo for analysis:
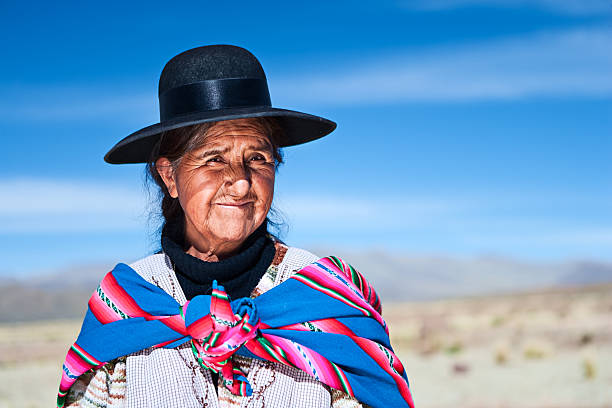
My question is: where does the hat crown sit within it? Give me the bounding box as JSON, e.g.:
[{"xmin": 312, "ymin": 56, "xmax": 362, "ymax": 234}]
[{"xmin": 158, "ymin": 45, "xmax": 267, "ymax": 96}]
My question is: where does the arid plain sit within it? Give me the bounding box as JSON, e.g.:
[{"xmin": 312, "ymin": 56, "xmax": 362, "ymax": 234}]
[{"xmin": 1, "ymin": 283, "xmax": 610, "ymax": 408}]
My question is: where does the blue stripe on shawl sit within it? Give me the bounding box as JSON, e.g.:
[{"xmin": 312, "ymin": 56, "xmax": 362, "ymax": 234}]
[
  {"xmin": 253, "ymin": 330, "xmax": 410, "ymax": 408},
  {"xmin": 111, "ymin": 263, "xmax": 182, "ymax": 315},
  {"xmin": 254, "ymin": 278, "xmax": 380, "ymax": 325},
  {"xmin": 76, "ymin": 310, "xmax": 189, "ymax": 363},
  {"xmin": 184, "ymin": 295, "xmax": 212, "ymax": 326}
]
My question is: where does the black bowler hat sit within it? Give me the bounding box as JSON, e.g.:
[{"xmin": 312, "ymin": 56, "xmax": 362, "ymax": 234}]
[{"xmin": 104, "ymin": 45, "xmax": 336, "ymax": 164}]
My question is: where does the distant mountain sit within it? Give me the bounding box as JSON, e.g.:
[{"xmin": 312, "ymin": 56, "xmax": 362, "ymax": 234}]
[
  {"xmin": 0, "ymin": 283, "xmax": 91, "ymax": 322},
  {"xmin": 0, "ymin": 263, "xmax": 112, "ymax": 322},
  {"xmin": 560, "ymin": 260, "xmax": 612, "ymax": 285},
  {"xmin": 2, "ymin": 251, "xmax": 612, "ymax": 322},
  {"xmin": 308, "ymin": 247, "xmax": 612, "ymax": 301},
  {"xmin": 30, "ymin": 262, "xmax": 113, "ymax": 290}
]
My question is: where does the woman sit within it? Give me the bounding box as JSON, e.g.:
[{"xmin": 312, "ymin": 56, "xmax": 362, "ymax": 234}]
[{"xmin": 59, "ymin": 45, "xmax": 413, "ymax": 408}]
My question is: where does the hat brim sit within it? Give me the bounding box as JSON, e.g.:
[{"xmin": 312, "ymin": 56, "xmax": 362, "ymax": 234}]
[{"xmin": 104, "ymin": 106, "xmax": 336, "ymax": 164}]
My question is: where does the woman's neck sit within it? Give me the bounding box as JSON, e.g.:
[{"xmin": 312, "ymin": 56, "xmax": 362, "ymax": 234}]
[
  {"xmin": 186, "ymin": 246, "xmax": 220, "ymax": 262},
  {"xmin": 162, "ymin": 217, "xmax": 268, "ymax": 262},
  {"xmin": 184, "ymin": 238, "xmax": 247, "ymax": 262},
  {"xmin": 160, "ymin": 218, "xmax": 275, "ymax": 300}
]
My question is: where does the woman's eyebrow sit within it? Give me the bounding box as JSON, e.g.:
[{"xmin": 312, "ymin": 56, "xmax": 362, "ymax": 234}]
[
  {"xmin": 245, "ymin": 142, "xmax": 273, "ymax": 151},
  {"xmin": 197, "ymin": 146, "xmax": 230, "ymax": 157},
  {"xmin": 196, "ymin": 143, "xmax": 272, "ymax": 157}
]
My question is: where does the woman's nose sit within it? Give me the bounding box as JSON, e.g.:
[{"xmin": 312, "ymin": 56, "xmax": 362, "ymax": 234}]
[{"xmin": 225, "ymin": 163, "xmax": 251, "ymax": 197}]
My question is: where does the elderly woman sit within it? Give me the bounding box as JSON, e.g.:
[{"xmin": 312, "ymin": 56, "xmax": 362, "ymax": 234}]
[{"xmin": 58, "ymin": 45, "xmax": 413, "ymax": 408}]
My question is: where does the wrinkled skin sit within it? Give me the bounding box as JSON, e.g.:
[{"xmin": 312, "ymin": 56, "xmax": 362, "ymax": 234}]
[{"xmin": 156, "ymin": 118, "xmax": 276, "ymax": 261}]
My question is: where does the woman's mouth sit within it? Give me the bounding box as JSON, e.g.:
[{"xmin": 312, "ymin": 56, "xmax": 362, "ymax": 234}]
[{"xmin": 215, "ymin": 201, "xmax": 253, "ymax": 209}]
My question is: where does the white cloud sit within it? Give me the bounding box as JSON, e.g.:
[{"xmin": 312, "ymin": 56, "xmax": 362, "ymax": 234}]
[
  {"xmin": 403, "ymin": 0, "xmax": 612, "ymax": 15},
  {"xmin": 0, "ymin": 85, "xmax": 155, "ymax": 122},
  {"xmin": 2, "ymin": 177, "xmax": 610, "ymax": 259},
  {"xmin": 0, "ymin": 28, "xmax": 612, "ymax": 125},
  {"xmin": 1, "ymin": 27, "xmax": 610, "ymax": 122},
  {"xmin": 271, "ymin": 189, "xmax": 612, "ymax": 260},
  {"xmin": 272, "ymin": 27, "xmax": 612, "ymax": 106},
  {"xmin": 0, "ymin": 178, "xmax": 146, "ymax": 214},
  {"xmin": 0, "ymin": 178, "xmax": 150, "ymax": 233},
  {"xmin": 274, "ymin": 193, "xmax": 463, "ymax": 228},
  {"xmin": 469, "ymin": 228, "xmax": 612, "ymax": 246}
]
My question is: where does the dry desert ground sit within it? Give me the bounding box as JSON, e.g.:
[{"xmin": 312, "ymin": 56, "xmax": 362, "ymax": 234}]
[{"xmin": 1, "ymin": 283, "xmax": 611, "ymax": 408}]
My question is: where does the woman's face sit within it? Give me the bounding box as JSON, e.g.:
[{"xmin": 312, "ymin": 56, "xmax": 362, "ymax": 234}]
[{"xmin": 157, "ymin": 119, "xmax": 276, "ymax": 258}]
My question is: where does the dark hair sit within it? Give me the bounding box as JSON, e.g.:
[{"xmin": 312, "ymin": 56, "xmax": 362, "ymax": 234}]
[{"xmin": 146, "ymin": 117, "xmax": 286, "ymax": 244}]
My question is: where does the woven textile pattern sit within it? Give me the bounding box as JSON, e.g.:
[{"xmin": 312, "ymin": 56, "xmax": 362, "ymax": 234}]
[
  {"xmin": 58, "ymin": 256, "xmax": 414, "ymax": 408},
  {"xmin": 122, "ymin": 246, "xmax": 340, "ymax": 408}
]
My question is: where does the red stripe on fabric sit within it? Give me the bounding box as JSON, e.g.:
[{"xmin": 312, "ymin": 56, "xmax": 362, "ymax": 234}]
[
  {"xmin": 274, "ymin": 323, "xmax": 310, "ymax": 332},
  {"xmin": 71, "ymin": 343, "xmax": 103, "ymax": 366},
  {"xmin": 303, "ymin": 264, "xmax": 388, "ymax": 332},
  {"xmin": 301, "ymin": 263, "xmax": 372, "ymax": 310},
  {"xmin": 282, "ymin": 257, "xmax": 413, "ymax": 406},
  {"xmin": 244, "ymin": 336, "xmax": 292, "ymax": 366},
  {"xmin": 292, "ymin": 272, "xmax": 375, "ymax": 321},
  {"xmin": 320, "ymin": 257, "xmax": 383, "ymax": 314},
  {"xmin": 88, "ymin": 293, "xmax": 121, "ymax": 324},
  {"xmin": 310, "ymin": 318, "xmax": 357, "ymax": 336},
  {"xmin": 101, "ymin": 272, "xmax": 187, "ymax": 335},
  {"xmin": 101, "ymin": 273, "xmax": 151, "ymax": 317},
  {"xmin": 156, "ymin": 315, "xmax": 188, "ymax": 335},
  {"xmin": 186, "ymin": 315, "xmax": 213, "ymax": 338},
  {"xmin": 349, "ymin": 336, "xmax": 414, "ymax": 408},
  {"xmin": 292, "ymin": 273, "xmax": 360, "ymax": 311},
  {"xmin": 267, "ymin": 317, "xmax": 411, "ymax": 403},
  {"xmin": 153, "ymin": 337, "xmax": 185, "ymax": 348},
  {"xmin": 333, "ymin": 362, "xmax": 355, "ymax": 397},
  {"xmin": 276, "ymin": 318, "xmax": 357, "ymax": 337},
  {"xmin": 262, "ymin": 333, "xmax": 346, "ymax": 392}
]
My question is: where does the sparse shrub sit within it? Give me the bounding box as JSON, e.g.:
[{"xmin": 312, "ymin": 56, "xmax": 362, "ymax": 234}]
[
  {"xmin": 583, "ymin": 357, "xmax": 596, "ymax": 379},
  {"xmin": 445, "ymin": 341, "xmax": 463, "ymax": 355},
  {"xmin": 579, "ymin": 333, "xmax": 594, "ymax": 346},
  {"xmin": 491, "ymin": 316, "xmax": 505, "ymax": 327},
  {"xmin": 420, "ymin": 338, "xmax": 442, "ymax": 356},
  {"xmin": 494, "ymin": 344, "xmax": 509, "ymax": 365},
  {"xmin": 452, "ymin": 362, "xmax": 470, "ymax": 375},
  {"xmin": 557, "ymin": 307, "xmax": 569, "ymax": 319},
  {"xmin": 523, "ymin": 340, "xmax": 551, "ymax": 360},
  {"xmin": 524, "ymin": 347, "xmax": 546, "ymax": 359}
]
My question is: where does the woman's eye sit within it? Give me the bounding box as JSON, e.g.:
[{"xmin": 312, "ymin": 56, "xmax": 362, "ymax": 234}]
[
  {"xmin": 205, "ymin": 157, "xmax": 223, "ymax": 164},
  {"xmin": 249, "ymin": 154, "xmax": 265, "ymax": 162}
]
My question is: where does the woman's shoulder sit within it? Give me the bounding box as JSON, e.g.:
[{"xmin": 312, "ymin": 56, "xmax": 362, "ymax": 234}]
[
  {"xmin": 269, "ymin": 238, "xmax": 362, "ymax": 278},
  {"xmin": 272, "ymin": 245, "xmax": 383, "ymax": 314},
  {"xmin": 124, "ymin": 252, "xmax": 173, "ymax": 280},
  {"xmin": 267, "ymin": 236, "xmax": 319, "ymax": 273},
  {"xmin": 249, "ymin": 236, "xmax": 320, "ymax": 292},
  {"xmin": 279, "ymin": 245, "xmax": 320, "ymax": 269}
]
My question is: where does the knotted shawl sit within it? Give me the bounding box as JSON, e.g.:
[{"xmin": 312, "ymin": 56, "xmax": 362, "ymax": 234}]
[{"xmin": 57, "ymin": 256, "xmax": 414, "ymax": 408}]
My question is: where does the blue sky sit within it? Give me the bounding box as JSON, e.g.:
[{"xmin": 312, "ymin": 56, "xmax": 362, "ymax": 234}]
[{"xmin": 1, "ymin": 1, "xmax": 611, "ymax": 276}]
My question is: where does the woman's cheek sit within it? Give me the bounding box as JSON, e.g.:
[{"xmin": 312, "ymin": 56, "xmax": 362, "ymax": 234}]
[{"xmin": 255, "ymin": 174, "xmax": 275, "ymax": 207}]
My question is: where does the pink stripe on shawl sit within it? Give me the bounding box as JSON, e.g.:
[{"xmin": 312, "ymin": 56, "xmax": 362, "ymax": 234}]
[
  {"xmin": 293, "ymin": 264, "xmax": 385, "ymax": 329},
  {"xmin": 262, "ymin": 333, "xmax": 352, "ymax": 395},
  {"xmin": 348, "ymin": 335, "xmax": 413, "ymax": 406},
  {"xmin": 100, "ymin": 272, "xmax": 188, "ymax": 335},
  {"xmin": 318, "ymin": 257, "xmax": 381, "ymax": 311},
  {"xmin": 88, "ymin": 292, "xmax": 122, "ymax": 324}
]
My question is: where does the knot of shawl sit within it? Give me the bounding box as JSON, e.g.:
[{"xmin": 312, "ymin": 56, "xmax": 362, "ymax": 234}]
[{"xmin": 182, "ymin": 281, "xmax": 260, "ymax": 396}]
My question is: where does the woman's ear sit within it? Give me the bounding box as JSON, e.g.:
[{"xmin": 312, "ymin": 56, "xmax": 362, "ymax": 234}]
[{"xmin": 156, "ymin": 157, "xmax": 178, "ymax": 198}]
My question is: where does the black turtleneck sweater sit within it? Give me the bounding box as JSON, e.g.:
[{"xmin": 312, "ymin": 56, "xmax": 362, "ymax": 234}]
[{"xmin": 160, "ymin": 219, "xmax": 276, "ymax": 301}]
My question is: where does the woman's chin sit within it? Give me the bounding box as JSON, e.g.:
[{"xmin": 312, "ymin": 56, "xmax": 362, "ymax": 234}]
[{"xmin": 208, "ymin": 222, "xmax": 256, "ymax": 245}]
